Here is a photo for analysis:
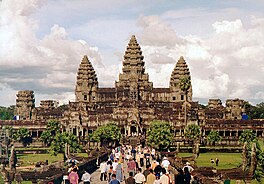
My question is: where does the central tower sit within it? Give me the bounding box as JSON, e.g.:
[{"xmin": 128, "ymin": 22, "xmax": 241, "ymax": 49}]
[{"xmin": 115, "ymin": 35, "xmax": 153, "ymax": 103}]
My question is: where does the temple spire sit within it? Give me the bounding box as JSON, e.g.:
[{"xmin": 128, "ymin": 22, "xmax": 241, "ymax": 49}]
[
  {"xmin": 170, "ymin": 56, "xmax": 192, "ymax": 101},
  {"xmin": 116, "ymin": 35, "xmax": 153, "ymax": 100},
  {"xmin": 75, "ymin": 55, "xmax": 98, "ymax": 102}
]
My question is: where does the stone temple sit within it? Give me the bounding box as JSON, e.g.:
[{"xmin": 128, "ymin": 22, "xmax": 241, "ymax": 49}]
[{"xmin": 1, "ymin": 35, "xmax": 264, "ymax": 146}]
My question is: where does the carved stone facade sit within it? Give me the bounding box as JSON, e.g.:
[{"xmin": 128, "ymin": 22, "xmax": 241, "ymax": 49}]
[
  {"xmin": 15, "ymin": 90, "xmax": 35, "ymax": 120},
  {"xmin": 3, "ymin": 35, "xmax": 263, "ymax": 145},
  {"xmin": 61, "ymin": 35, "xmax": 197, "ymax": 137},
  {"xmin": 225, "ymin": 98, "xmax": 245, "ymax": 120}
]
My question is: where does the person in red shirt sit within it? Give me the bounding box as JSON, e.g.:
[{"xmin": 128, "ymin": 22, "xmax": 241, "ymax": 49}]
[
  {"xmin": 127, "ymin": 158, "xmax": 136, "ymax": 176},
  {"xmin": 69, "ymin": 168, "xmax": 79, "ymax": 184}
]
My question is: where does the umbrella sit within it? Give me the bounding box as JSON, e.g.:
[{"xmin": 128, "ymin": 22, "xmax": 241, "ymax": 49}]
[{"xmin": 66, "ymin": 158, "xmax": 79, "ymax": 164}]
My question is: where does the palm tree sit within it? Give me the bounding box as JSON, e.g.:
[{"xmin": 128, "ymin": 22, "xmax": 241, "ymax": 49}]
[{"xmin": 178, "ymin": 77, "xmax": 191, "ymax": 124}]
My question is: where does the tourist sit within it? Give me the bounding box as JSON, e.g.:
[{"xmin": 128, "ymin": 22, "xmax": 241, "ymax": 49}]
[
  {"xmin": 151, "ymin": 148, "xmax": 156, "ymax": 160},
  {"xmin": 110, "ymin": 153, "xmax": 115, "ymax": 161},
  {"xmin": 68, "ymin": 167, "xmax": 79, "ymax": 184},
  {"xmin": 183, "ymin": 167, "xmax": 191, "ymax": 184},
  {"xmin": 161, "ymin": 157, "xmax": 170, "ymax": 173},
  {"xmin": 154, "ymin": 164, "xmax": 163, "ymax": 175},
  {"xmin": 183, "ymin": 162, "xmax": 194, "ymax": 173},
  {"xmin": 116, "ymin": 161, "xmax": 124, "ymax": 182},
  {"xmin": 112, "ymin": 159, "xmax": 118, "ymax": 173},
  {"xmin": 215, "ymin": 158, "xmax": 219, "ymax": 166},
  {"xmin": 143, "ymin": 165, "xmax": 151, "ymax": 179},
  {"xmin": 100, "ymin": 160, "xmax": 107, "ymax": 181},
  {"xmin": 108, "ymin": 165, "xmax": 114, "ymax": 182},
  {"xmin": 191, "ymin": 176, "xmax": 199, "ymax": 184},
  {"xmin": 154, "ymin": 173, "xmax": 161, "ymax": 184},
  {"xmin": 134, "ymin": 168, "xmax": 146, "ymax": 184},
  {"xmin": 109, "ymin": 174, "xmax": 120, "ymax": 184},
  {"xmin": 81, "ymin": 170, "xmax": 91, "ymax": 184},
  {"xmin": 131, "ymin": 148, "xmax": 137, "ymax": 160},
  {"xmin": 126, "ymin": 172, "xmax": 136, "ymax": 184},
  {"xmin": 160, "ymin": 168, "xmax": 169, "ymax": 184},
  {"xmin": 175, "ymin": 168, "xmax": 184, "ymax": 184},
  {"xmin": 146, "ymin": 169, "xmax": 156, "ymax": 184},
  {"xmin": 140, "ymin": 152, "xmax": 144, "ymax": 167},
  {"xmin": 68, "ymin": 162, "xmax": 79, "ymax": 173},
  {"xmin": 127, "ymin": 158, "xmax": 137, "ymax": 176},
  {"xmin": 210, "ymin": 158, "xmax": 215, "ymax": 165},
  {"xmin": 151, "ymin": 160, "xmax": 157, "ymax": 170}
]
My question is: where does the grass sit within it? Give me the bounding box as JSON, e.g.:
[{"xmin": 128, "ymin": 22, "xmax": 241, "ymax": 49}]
[
  {"xmin": 77, "ymin": 152, "xmax": 89, "ymax": 158},
  {"xmin": 17, "ymin": 153, "xmax": 63, "ymax": 167},
  {"xmin": 179, "ymin": 152, "xmax": 242, "ymax": 169}
]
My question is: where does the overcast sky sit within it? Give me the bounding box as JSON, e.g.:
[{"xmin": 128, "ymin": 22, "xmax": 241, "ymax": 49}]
[{"xmin": 0, "ymin": 0, "xmax": 264, "ymax": 107}]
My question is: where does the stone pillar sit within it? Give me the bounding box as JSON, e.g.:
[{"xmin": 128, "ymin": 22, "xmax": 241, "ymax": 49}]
[
  {"xmin": 242, "ymin": 142, "xmax": 248, "ymax": 171},
  {"xmin": 136, "ymin": 126, "xmax": 139, "ymax": 136},
  {"xmin": 176, "ymin": 142, "xmax": 180, "ymax": 153},
  {"xmin": 128, "ymin": 126, "xmax": 131, "ymax": 136},
  {"xmin": 76, "ymin": 127, "xmax": 79, "ymax": 137},
  {"xmin": 249, "ymin": 143, "xmax": 257, "ymax": 175},
  {"xmin": 124, "ymin": 126, "xmax": 127, "ymax": 136}
]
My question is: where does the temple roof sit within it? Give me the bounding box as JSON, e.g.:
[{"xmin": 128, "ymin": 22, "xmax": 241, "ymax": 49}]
[
  {"xmin": 170, "ymin": 56, "xmax": 191, "ymax": 88},
  {"xmin": 76, "ymin": 55, "xmax": 98, "ymax": 86}
]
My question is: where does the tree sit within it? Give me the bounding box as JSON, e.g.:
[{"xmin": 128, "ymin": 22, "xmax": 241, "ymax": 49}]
[
  {"xmin": 184, "ymin": 124, "xmax": 200, "ymax": 142},
  {"xmin": 50, "ymin": 132, "xmax": 81, "ymax": 156},
  {"xmin": 146, "ymin": 121, "xmax": 173, "ymax": 150},
  {"xmin": 40, "ymin": 120, "xmax": 60, "ymax": 146},
  {"xmin": 244, "ymin": 102, "xmax": 264, "ymax": 119},
  {"xmin": 0, "ymin": 106, "xmax": 14, "ymax": 120},
  {"xmin": 178, "ymin": 77, "xmax": 191, "ymax": 124},
  {"xmin": 185, "ymin": 124, "xmax": 201, "ymax": 155},
  {"xmin": 3, "ymin": 126, "xmax": 15, "ymax": 140},
  {"xmin": 207, "ymin": 131, "xmax": 221, "ymax": 146},
  {"xmin": 91, "ymin": 123, "xmax": 121, "ymax": 146},
  {"xmin": 14, "ymin": 128, "xmax": 32, "ymax": 147},
  {"xmin": 239, "ymin": 130, "xmax": 256, "ymax": 143},
  {"xmin": 239, "ymin": 130, "xmax": 262, "ymax": 181}
]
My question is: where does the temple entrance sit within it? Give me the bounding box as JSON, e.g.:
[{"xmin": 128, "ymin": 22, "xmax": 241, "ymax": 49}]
[{"xmin": 131, "ymin": 126, "xmax": 137, "ymax": 136}]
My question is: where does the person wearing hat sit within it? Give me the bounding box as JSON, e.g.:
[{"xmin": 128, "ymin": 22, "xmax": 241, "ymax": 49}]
[
  {"xmin": 183, "ymin": 162, "xmax": 194, "ymax": 173},
  {"xmin": 161, "ymin": 157, "xmax": 170, "ymax": 173}
]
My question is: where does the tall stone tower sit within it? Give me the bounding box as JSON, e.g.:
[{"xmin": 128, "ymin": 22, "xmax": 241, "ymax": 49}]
[
  {"xmin": 116, "ymin": 35, "xmax": 153, "ymax": 102},
  {"xmin": 225, "ymin": 98, "xmax": 245, "ymax": 119},
  {"xmin": 170, "ymin": 56, "xmax": 192, "ymax": 102},
  {"xmin": 15, "ymin": 90, "xmax": 35, "ymax": 120},
  {"xmin": 75, "ymin": 55, "xmax": 98, "ymax": 103}
]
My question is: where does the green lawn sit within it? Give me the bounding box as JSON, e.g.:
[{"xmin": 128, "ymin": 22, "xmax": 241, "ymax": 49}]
[
  {"xmin": 77, "ymin": 152, "xmax": 89, "ymax": 158},
  {"xmin": 179, "ymin": 152, "xmax": 242, "ymax": 169},
  {"xmin": 17, "ymin": 153, "xmax": 63, "ymax": 166}
]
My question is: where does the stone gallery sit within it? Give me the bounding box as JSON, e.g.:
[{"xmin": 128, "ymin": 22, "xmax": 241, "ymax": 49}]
[{"xmin": 1, "ymin": 35, "xmax": 263, "ymax": 146}]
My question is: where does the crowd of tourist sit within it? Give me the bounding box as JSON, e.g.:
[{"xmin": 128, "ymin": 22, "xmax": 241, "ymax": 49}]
[{"xmin": 66, "ymin": 145, "xmax": 200, "ymax": 184}]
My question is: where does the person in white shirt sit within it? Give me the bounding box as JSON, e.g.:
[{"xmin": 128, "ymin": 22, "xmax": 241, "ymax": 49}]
[
  {"xmin": 81, "ymin": 170, "xmax": 91, "ymax": 184},
  {"xmin": 134, "ymin": 168, "xmax": 146, "ymax": 184},
  {"xmin": 183, "ymin": 162, "xmax": 194, "ymax": 173},
  {"xmin": 161, "ymin": 157, "xmax": 170, "ymax": 173},
  {"xmin": 112, "ymin": 159, "xmax": 118, "ymax": 172},
  {"xmin": 99, "ymin": 161, "xmax": 107, "ymax": 181}
]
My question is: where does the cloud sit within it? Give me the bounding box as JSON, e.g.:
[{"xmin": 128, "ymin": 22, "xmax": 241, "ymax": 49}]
[
  {"xmin": 137, "ymin": 15, "xmax": 264, "ymax": 103},
  {"xmin": 137, "ymin": 15, "xmax": 184, "ymax": 47},
  {"xmin": 0, "ymin": 1, "xmax": 264, "ymax": 106},
  {"xmin": 0, "ymin": 0, "xmax": 104, "ymax": 105}
]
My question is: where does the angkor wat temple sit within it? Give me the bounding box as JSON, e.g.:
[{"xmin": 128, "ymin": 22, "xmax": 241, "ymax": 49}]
[{"xmin": 1, "ymin": 35, "xmax": 263, "ymax": 146}]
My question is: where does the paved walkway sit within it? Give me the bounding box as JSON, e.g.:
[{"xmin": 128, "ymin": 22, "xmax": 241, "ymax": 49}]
[
  {"xmin": 90, "ymin": 161, "xmax": 130, "ymax": 184},
  {"xmin": 89, "ymin": 161, "xmax": 175, "ymax": 184}
]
